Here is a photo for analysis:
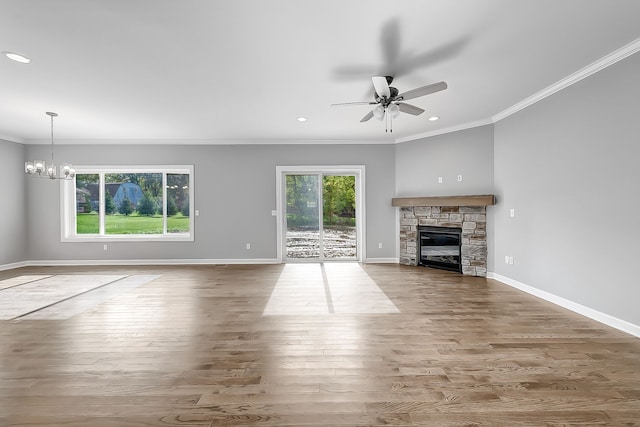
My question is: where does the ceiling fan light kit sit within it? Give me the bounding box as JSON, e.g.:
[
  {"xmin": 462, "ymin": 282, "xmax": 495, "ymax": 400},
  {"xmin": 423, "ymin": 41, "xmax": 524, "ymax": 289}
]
[{"xmin": 332, "ymin": 76, "xmax": 447, "ymax": 132}]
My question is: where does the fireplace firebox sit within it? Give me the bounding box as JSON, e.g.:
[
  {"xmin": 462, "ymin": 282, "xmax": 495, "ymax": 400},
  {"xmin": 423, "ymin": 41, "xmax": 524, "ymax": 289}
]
[{"xmin": 418, "ymin": 226, "xmax": 462, "ymax": 273}]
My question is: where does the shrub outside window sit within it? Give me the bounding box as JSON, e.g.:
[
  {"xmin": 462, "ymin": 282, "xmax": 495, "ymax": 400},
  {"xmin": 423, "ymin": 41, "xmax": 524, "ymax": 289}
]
[{"xmin": 62, "ymin": 166, "xmax": 194, "ymax": 242}]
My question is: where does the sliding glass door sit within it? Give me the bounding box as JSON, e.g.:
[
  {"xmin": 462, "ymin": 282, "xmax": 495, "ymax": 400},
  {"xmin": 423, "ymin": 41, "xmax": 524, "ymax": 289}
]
[{"xmin": 284, "ymin": 173, "xmax": 358, "ymax": 262}]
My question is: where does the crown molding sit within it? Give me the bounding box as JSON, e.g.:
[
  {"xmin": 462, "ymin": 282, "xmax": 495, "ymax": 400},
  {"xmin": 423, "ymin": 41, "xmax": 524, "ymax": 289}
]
[
  {"xmin": 492, "ymin": 37, "xmax": 640, "ymax": 123},
  {"xmin": 11, "ymin": 39, "xmax": 640, "ymax": 147},
  {"xmin": 396, "ymin": 37, "xmax": 640, "ymax": 144},
  {"xmin": 21, "ymin": 137, "xmax": 395, "ymax": 146},
  {"xmin": 394, "ymin": 118, "xmax": 493, "ymax": 144},
  {"xmin": 0, "ymin": 134, "xmax": 24, "ymax": 144}
]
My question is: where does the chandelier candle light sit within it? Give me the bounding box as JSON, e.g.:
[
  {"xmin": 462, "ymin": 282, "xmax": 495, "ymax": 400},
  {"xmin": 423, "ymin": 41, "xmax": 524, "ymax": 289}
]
[{"xmin": 25, "ymin": 112, "xmax": 75, "ymax": 180}]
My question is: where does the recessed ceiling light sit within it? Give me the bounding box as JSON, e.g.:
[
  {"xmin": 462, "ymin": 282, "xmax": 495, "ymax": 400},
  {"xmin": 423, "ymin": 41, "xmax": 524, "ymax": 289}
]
[
  {"xmin": 297, "ymin": 117, "xmax": 307, "ymax": 122},
  {"xmin": 428, "ymin": 116, "xmax": 439, "ymax": 121},
  {"xmin": 2, "ymin": 51, "xmax": 31, "ymax": 64}
]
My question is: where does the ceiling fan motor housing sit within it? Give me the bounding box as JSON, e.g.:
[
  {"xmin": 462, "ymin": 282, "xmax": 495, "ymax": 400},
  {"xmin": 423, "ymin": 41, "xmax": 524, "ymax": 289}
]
[{"xmin": 375, "ymin": 86, "xmax": 399, "ymax": 106}]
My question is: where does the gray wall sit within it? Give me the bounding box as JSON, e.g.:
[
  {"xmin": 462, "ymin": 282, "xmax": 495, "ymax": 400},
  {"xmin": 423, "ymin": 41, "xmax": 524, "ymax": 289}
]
[
  {"xmin": 395, "ymin": 125, "xmax": 494, "ymax": 197},
  {"xmin": 494, "ymin": 52, "xmax": 640, "ymax": 326},
  {"xmin": 395, "ymin": 124, "xmax": 496, "ymax": 269},
  {"xmin": 0, "ymin": 139, "xmax": 27, "ymax": 267},
  {"xmin": 24, "ymin": 143, "xmax": 397, "ymax": 262}
]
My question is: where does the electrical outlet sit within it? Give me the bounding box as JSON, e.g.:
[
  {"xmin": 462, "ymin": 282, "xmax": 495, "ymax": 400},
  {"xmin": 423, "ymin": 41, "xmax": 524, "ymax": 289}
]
[
  {"xmin": 195, "ymin": 210, "xmax": 200, "ymax": 216},
  {"xmin": 438, "ymin": 176, "xmax": 443, "ymax": 184},
  {"xmin": 510, "ymin": 208, "xmax": 515, "ymax": 218},
  {"xmin": 509, "ymin": 256, "xmax": 514, "ymax": 265},
  {"xmin": 504, "ymin": 255, "xmax": 509, "ymax": 264},
  {"xmin": 378, "ymin": 242, "xmax": 383, "ymax": 249},
  {"xmin": 457, "ymin": 174, "xmax": 463, "ymax": 182},
  {"xmin": 246, "ymin": 243, "xmax": 251, "ymax": 250}
]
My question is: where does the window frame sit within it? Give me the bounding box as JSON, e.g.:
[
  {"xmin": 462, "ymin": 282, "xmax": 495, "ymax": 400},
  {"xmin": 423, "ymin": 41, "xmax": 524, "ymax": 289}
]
[{"xmin": 61, "ymin": 165, "xmax": 194, "ymax": 242}]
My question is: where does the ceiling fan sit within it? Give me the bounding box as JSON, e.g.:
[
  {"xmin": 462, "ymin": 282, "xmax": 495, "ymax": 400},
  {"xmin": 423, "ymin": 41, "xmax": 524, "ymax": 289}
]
[{"xmin": 331, "ymin": 76, "xmax": 447, "ymax": 132}]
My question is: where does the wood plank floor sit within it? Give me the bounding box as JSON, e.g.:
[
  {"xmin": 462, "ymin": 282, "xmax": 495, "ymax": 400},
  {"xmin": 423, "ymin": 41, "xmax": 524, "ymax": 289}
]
[{"xmin": 0, "ymin": 263, "xmax": 639, "ymax": 426}]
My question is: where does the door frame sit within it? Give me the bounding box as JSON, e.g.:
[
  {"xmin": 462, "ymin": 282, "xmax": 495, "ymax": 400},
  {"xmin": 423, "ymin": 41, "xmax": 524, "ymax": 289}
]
[{"xmin": 276, "ymin": 165, "xmax": 365, "ymax": 263}]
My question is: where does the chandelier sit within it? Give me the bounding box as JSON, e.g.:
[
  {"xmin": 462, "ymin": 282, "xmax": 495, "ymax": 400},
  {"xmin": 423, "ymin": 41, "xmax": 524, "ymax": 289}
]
[{"xmin": 25, "ymin": 112, "xmax": 75, "ymax": 180}]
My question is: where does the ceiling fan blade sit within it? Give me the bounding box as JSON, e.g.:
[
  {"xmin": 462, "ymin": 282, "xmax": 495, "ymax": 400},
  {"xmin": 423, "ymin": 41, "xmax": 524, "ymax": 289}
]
[
  {"xmin": 397, "ymin": 103, "xmax": 425, "ymax": 116},
  {"xmin": 399, "ymin": 81, "xmax": 447, "ymax": 101},
  {"xmin": 372, "ymin": 76, "xmax": 391, "ymax": 98},
  {"xmin": 380, "ymin": 18, "xmax": 401, "ymax": 75},
  {"xmin": 332, "ymin": 65, "xmax": 379, "ymax": 80},
  {"xmin": 360, "ymin": 111, "xmax": 374, "ymax": 122},
  {"xmin": 393, "ymin": 38, "xmax": 468, "ymax": 77},
  {"xmin": 331, "ymin": 101, "xmax": 376, "ymax": 107}
]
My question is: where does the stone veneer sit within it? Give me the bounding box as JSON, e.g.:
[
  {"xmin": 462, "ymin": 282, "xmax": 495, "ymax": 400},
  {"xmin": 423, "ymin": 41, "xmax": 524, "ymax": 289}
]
[{"xmin": 399, "ymin": 205, "xmax": 487, "ymax": 277}]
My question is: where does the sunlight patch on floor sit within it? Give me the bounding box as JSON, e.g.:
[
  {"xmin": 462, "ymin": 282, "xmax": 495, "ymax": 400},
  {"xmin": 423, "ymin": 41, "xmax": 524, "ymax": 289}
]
[
  {"xmin": 0, "ymin": 275, "xmax": 52, "ymax": 291},
  {"xmin": 263, "ymin": 263, "xmax": 399, "ymax": 316},
  {"xmin": 0, "ymin": 275, "xmax": 158, "ymax": 320}
]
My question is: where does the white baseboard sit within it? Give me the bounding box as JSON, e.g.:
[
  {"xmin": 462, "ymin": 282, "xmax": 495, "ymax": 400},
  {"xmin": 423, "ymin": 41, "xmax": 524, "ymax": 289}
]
[
  {"xmin": 4, "ymin": 258, "xmax": 402, "ymax": 269},
  {"xmin": 18, "ymin": 258, "xmax": 281, "ymax": 267},
  {"xmin": 5, "ymin": 258, "xmax": 402, "ymax": 269},
  {"xmin": 365, "ymin": 258, "xmax": 399, "ymax": 264},
  {"xmin": 0, "ymin": 261, "xmax": 29, "ymax": 272},
  {"xmin": 488, "ymin": 272, "xmax": 640, "ymax": 338}
]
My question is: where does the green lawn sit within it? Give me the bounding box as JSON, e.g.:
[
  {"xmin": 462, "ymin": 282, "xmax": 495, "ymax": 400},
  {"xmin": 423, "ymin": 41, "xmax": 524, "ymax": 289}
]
[{"xmin": 77, "ymin": 213, "xmax": 190, "ymax": 234}]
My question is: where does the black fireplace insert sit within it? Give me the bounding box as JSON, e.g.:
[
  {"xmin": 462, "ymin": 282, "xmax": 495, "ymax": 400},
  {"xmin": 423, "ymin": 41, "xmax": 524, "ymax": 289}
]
[{"xmin": 418, "ymin": 226, "xmax": 462, "ymax": 273}]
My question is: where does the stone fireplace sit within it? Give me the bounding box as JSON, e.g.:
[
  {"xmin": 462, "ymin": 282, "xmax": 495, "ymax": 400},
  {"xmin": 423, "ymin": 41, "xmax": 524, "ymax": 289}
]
[{"xmin": 392, "ymin": 195, "xmax": 495, "ymax": 277}]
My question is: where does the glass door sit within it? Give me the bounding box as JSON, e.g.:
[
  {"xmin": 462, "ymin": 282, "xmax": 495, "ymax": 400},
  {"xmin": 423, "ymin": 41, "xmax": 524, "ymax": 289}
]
[
  {"xmin": 321, "ymin": 175, "xmax": 356, "ymax": 260},
  {"xmin": 285, "ymin": 174, "xmax": 321, "ymax": 260},
  {"xmin": 284, "ymin": 173, "xmax": 357, "ymax": 262}
]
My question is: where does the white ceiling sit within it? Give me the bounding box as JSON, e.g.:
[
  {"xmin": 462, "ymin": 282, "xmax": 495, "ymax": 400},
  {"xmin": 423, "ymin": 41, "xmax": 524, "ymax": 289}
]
[{"xmin": 1, "ymin": 0, "xmax": 639, "ymax": 145}]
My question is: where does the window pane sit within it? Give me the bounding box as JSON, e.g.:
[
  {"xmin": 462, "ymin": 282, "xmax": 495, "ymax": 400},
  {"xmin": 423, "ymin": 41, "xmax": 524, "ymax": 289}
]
[
  {"xmin": 104, "ymin": 173, "xmax": 163, "ymax": 234},
  {"xmin": 76, "ymin": 174, "xmax": 99, "ymax": 234},
  {"xmin": 167, "ymin": 173, "xmax": 190, "ymax": 234}
]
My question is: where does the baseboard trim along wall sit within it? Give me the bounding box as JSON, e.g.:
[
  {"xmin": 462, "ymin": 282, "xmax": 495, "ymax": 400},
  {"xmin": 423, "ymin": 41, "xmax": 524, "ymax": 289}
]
[
  {"xmin": 365, "ymin": 258, "xmax": 399, "ymax": 264},
  {"xmin": 7, "ymin": 259, "xmax": 281, "ymax": 268},
  {"xmin": 489, "ymin": 272, "xmax": 640, "ymax": 338},
  {"xmin": 2, "ymin": 258, "xmax": 400, "ymax": 270},
  {"xmin": 0, "ymin": 261, "xmax": 29, "ymax": 272}
]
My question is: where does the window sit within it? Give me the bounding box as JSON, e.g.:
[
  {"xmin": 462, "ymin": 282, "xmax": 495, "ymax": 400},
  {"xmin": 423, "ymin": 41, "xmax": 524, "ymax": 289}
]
[{"xmin": 62, "ymin": 165, "xmax": 194, "ymax": 242}]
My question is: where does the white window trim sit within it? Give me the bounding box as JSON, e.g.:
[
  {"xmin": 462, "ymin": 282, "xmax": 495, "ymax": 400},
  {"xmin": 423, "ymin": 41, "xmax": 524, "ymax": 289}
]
[{"xmin": 61, "ymin": 165, "xmax": 195, "ymax": 242}]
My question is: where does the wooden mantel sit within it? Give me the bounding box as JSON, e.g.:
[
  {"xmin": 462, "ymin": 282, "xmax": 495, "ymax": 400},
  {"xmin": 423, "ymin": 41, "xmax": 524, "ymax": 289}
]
[{"xmin": 392, "ymin": 194, "xmax": 496, "ymax": 207}]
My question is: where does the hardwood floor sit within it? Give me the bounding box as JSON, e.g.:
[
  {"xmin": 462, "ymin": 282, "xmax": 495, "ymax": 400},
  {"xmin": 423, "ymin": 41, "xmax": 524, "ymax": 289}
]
[{"xmin": 0, "ymin": 263, "xmax": 639, "ymax": 426}]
